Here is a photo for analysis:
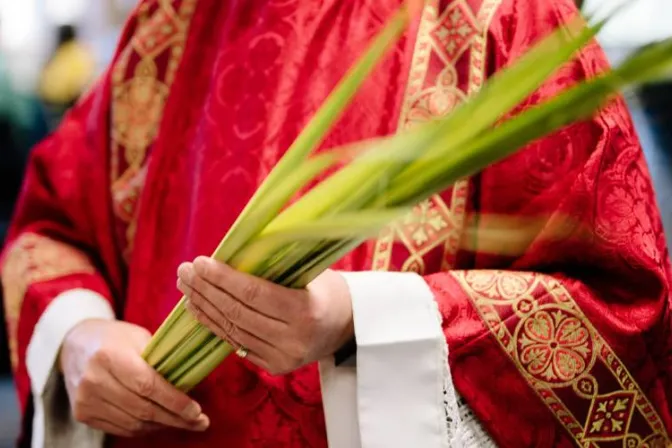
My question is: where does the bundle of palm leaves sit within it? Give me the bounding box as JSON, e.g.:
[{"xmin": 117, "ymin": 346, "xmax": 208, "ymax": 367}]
[{"xmin": 142, "ymin": 4, "xmax": 672, "ymax": 391}]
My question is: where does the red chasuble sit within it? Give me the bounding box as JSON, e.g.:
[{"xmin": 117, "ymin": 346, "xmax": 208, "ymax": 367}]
[{"xmin": 2, "ymin": 0, "xmax": 671, "ymax": 447}]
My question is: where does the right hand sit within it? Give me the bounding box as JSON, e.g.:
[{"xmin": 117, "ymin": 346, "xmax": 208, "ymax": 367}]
[{"xmin": 59, "ymin": 319, "xmax": 210, "ymax": 437}]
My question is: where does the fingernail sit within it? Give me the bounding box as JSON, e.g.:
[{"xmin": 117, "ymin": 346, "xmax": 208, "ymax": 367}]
[
  {"xmin": 182, "ymin": 401, "xmax": 202, "ymax": 421},
  {"xmin": 195, "ymin": 414, "xmax": 210, "ymax": 431}
]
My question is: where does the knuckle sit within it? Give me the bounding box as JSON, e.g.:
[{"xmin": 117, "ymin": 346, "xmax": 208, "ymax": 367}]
[
  {"xmin": 182, "ymin": 282, "xmax": 195, "ymax": 300},
  {"xmin": 196, "ymin": 260, "xmax": 211, "ymax": 280},
  {"xmin": 135, "ymin": 373, "xmax": 155, "ymax": 397},
  {"xmin": 91, "ymin": 347, "xmax": 114, "ymax": 369},
  {"xmin": 210, "ymin": 321, "xmax": 228, "ymax": 340},
  {"xmin": 130, "ymin": 419, "xmax": 146, "ymax": 432},
  {"xmin": 208, "ymin": 261, "xmax": 228, "ymax": 285},
  {"xmin": 80, "ymin": 369, "xmax": 101, "ymax": 390},
  {"xmin": 176, "ymin": 279, "xmax": 188, "ymax": 295},
  {"xmin": 188, "ymin": 301, "xmax": 203, "ymax": 319},
  {"xmin": 222, "ymin": 320, "xmax": 238, "ymax": 342},
  {"xmin": 189, "ymin": 289, "xmax": 204, "ymax": 306},
  {"xmin": 72, "ymin": 399, "xmax": 90, "ymax": 423},
  {"xmin": 192, "ymin": 274, "xmax": 207, "ymax": 292},
  {"xmin": 224, "ymin": 301, "xmax": 243, "ymax": 322},
  {"xmin": 136, "ymin": 402, "xmax": 156, "ymax": 421},
  {"xmin": 241, "ymin": 280, "xmax": 261, "ymax": 304},
  {"xmin": 198, "ymin": 263, "xmax": 220, "ymax": 287},
  {"xmin": 221, "ymin": 319, "xmax": 235, "ymax": 336}
]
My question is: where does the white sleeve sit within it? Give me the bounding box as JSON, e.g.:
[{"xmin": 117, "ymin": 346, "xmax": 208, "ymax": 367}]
[
  {"xmin": 318, "ymin": 271, "xmax": 496, "ymax": 448},
  {"xmin": 26, "ymin": 289, "xmax": 114, "ymax": 448}
]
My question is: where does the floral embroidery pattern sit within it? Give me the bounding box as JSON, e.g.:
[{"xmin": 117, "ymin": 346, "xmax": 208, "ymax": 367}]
[
  {"xmin": 517, "ymin": 308, "xmax": 594, "ymax": 384},
  {"xmin": 453, "ymin": 270, "xmax": 670, "ymax": 447},
  {"xmin": 372, "ymin": 0, "xmax": 500, "ymax": 274}
]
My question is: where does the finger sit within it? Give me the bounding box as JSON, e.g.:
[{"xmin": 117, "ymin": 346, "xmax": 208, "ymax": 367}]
[
  {"xmin": 178, "ymin": 277, "xmax": 284, "ymax": 343},
  {"xmin": 95, "ymin": 398, "xmax": 162, "ymax": 435},
  {"xmin": 104, "ymin": 350, "xmax": 205, "ymax": 423},
  {"xmin": 191, "ymin": 257, "xmax": 305, "ymax": 320},
  {"xmin": 184, "ymin": 300, "xmax": 301, "ymax": 377},
  {"xmin": 245, "ymin": 351, "xmax": 273, "ymax": 373},
  {"xmin": 185, "ymin": 298, "xmax": 277, "ymax": 363},
  {"xmin": 185, "ymin": 300, "xmax": 277, "ymax": 373},
  {"xmin": 98, "ymin": 367, "xmax": 209, "ymax": 431},
  {"xmin": 87, "ymin": 418, "xmax": 137, "ymax": 437}
]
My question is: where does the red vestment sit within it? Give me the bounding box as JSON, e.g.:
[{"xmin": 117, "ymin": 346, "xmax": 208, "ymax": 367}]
[{"xmin": 2, "ymin": 0, "xmax": 671, "ymax": 447}]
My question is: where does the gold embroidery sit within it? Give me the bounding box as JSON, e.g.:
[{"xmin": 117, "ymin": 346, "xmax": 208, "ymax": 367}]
[
  {"xmin": 372, "ymin": 0, "xmax": 502, "ymax": 273},
  {"xmin": 397, "ymin": 196, "xmax": 466, "ymax": 273},
  {"xmin": 452, "ymin": 270, "xmax": 671, "ymax": 447},
  {"xmin": 429, "ymin": 1, "xmax": 479, "ymax": 64},
  {"xmin": 0, "ymin": 234, "xmax": 95, "ymax": 368},
  {"xmin": 408, "ymin": 3, "xmax": 671, "ymax": 444},
  {"xmin": 112, "ymin": 59, "xmax": 170, "ymax": 170},
  {"xmin": 110, "ymin": 0, "xmax": 198, "ymax": 254},
  {"xmin": 469, "ymin": 0, "xmax": 501, "ymax": 95}
]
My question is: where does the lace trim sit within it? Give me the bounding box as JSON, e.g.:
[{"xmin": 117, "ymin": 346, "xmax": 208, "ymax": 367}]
[
  {"xmin": 430, "ymin": 297, "xmax": 459, "ymax": 447},
  {"xmin": 432, "ymin": 299, "xmax": 496, "ymax": 448},
  {"xmin": 456, "ymin": 396, "xmax": 498, "ymax": 448}
]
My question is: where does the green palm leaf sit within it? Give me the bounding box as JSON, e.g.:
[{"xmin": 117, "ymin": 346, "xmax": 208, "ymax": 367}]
[{"xmin": 142, "ymin": 4, "xmax": 672, "ymax": 392}]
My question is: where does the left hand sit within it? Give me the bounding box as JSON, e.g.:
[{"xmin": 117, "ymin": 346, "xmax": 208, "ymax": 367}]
[{"xmin": 177, "ymin": 257, "xmax": 354, "ymax": 375}]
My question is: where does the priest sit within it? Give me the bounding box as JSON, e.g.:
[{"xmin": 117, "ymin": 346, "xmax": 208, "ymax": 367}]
[{"xmin": 2, "ymin": 0, "xmax": 671, "ymax": 447}]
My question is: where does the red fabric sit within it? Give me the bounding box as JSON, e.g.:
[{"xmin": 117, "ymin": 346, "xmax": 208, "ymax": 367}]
[
  {"xmin": 427, "ymin": 4, "xmax": 672, "ymax": 446},
  {"xmin": 1, "ymin": 88, "xmax": 123, "ymax": 409},
  {"xmin": 2, "ymin": 0, "xmax": 671, "ymax": 447}
]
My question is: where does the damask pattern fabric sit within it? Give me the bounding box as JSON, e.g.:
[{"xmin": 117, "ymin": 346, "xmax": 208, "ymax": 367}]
[{"xmin": 1, "ymin": 0, "xmax": 670, "ymax": 447}]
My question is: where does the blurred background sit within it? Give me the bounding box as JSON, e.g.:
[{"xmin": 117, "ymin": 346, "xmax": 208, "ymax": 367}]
[
  {"xmin": 0, "ymin": 0, "xmax": 135, "ymax": 446},
  {"xmin": 0, "ymin": 0, "xmax": 670, "ymax": 446}
]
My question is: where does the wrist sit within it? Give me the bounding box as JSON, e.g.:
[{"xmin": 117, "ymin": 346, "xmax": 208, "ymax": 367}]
[
  {"xmin": 58, "ymin": 318, "xmax": 110, "ymax": 373},
  {"xmin": 328, "ymin": 270, "xmax": 355, "ymax": 352},
  {"xmin": 308, "ymin": 269, "xmax": 355, "ymax": 358}
]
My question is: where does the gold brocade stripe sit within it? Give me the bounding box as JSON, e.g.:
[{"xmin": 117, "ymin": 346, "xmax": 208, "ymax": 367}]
[
  {"xmin": 451, "ymin": 270, "xmax": 671, "ymax": 447},
  {"xmin": 372, "ymin": 0, "xmax": 502, "ymax": 274},
  {"xmin": 110, "ymin": 0, "xmax": 198, "ymax": 255},
  {"xmin": 0, "ymin": 233, "xmax": 95, "ymax": 369}
]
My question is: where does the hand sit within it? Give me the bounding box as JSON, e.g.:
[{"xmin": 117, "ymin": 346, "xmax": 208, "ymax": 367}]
[
  {"xmin": 177, "ymin": 257, "xmax": 354, "ymax": 375},
  {"xmin": 59, "ymin": 319, "xmax": 210, "ymax": 437}
]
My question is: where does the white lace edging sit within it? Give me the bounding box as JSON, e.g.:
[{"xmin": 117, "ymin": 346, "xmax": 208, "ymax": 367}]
[
  {"xmin": 431, "ymin": 297, "xmax": 459, "ymax": 448},
  {"xmin": 430, "ymin": 299, "xmax": 497, "ymax": 448}
]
